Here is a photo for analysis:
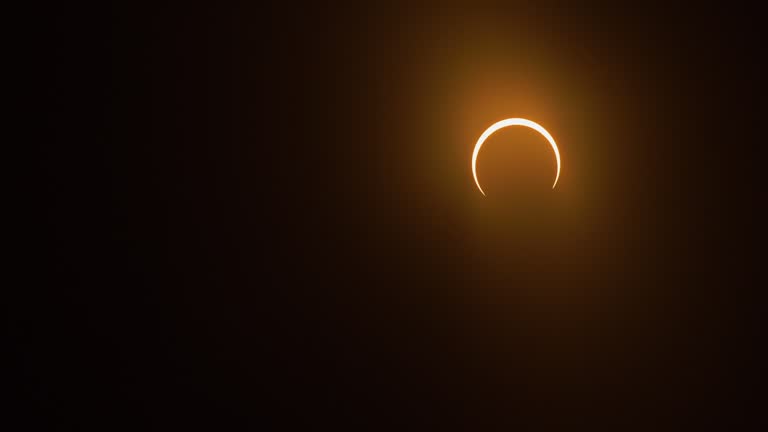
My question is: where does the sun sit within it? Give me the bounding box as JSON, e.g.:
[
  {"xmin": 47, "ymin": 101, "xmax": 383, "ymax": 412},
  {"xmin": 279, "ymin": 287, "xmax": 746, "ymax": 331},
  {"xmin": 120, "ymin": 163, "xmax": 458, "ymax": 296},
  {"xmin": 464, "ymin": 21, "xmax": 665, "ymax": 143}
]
[{"xmin": 472, "ymin": 118, "xmax": 561, "ymax": 196}]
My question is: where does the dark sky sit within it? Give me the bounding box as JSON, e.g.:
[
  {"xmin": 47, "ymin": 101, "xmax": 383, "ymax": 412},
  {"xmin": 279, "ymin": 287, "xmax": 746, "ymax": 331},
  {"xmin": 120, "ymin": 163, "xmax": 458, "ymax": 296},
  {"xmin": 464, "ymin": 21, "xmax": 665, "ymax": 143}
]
[{"xmin": 24, "ymin": 3, "xmax": 765, "ymax": 430}]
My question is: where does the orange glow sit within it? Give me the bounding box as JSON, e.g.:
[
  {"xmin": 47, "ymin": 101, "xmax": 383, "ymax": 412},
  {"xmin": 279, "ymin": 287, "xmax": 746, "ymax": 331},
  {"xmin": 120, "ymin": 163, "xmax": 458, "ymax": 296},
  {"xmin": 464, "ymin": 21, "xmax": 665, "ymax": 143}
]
[{"xmin": 472, "ymin": 118, "xmax": 561, "ymax": 195}]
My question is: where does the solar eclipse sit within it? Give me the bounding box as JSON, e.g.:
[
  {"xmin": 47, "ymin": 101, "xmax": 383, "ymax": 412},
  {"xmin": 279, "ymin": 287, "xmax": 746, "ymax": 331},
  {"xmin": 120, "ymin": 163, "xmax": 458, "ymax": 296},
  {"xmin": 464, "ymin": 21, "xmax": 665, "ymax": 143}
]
[{"xmin": 472, "ymin": 118, "xmax": 561, "ymax": 196}]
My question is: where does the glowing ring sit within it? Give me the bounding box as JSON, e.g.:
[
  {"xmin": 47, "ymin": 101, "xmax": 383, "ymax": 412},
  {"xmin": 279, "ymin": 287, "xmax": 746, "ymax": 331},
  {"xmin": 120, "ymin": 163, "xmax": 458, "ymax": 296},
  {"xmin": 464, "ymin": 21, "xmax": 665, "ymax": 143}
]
[{"xmin": 472, "ymin": 118, "xmax": 561, "ymax": 196}]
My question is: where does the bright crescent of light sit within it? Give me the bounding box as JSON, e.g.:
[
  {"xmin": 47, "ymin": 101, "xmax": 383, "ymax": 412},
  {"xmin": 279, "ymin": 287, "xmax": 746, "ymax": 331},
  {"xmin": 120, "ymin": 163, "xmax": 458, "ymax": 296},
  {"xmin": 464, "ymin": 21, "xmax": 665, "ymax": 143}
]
[{"xmin": 471, "ymin": 118, "xmax": 561, "ymax": 196}]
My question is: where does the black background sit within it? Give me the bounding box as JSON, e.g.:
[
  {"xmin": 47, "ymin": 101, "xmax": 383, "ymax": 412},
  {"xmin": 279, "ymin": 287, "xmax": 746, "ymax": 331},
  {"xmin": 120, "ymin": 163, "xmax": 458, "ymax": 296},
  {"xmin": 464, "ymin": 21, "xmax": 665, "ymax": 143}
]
[{"xmin": 20, "ymin": 2, "xmax": 766, "ymax": 430}]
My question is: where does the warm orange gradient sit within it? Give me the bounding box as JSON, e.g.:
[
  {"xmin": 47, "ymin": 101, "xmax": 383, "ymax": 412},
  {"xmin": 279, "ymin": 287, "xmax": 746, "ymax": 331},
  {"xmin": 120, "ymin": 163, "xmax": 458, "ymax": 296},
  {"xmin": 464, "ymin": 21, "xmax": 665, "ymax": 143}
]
[{"xmin": 472, "ymin": 118, "xmax": 561, "ymax": 195}]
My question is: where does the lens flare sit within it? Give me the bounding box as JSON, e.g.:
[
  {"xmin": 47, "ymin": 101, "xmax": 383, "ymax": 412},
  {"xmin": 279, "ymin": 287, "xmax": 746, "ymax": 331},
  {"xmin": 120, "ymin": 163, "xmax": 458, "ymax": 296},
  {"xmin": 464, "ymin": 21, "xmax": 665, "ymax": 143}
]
[{"xmin": 472, "ymin": 118, "xmax": 561, "ymax": 196}]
